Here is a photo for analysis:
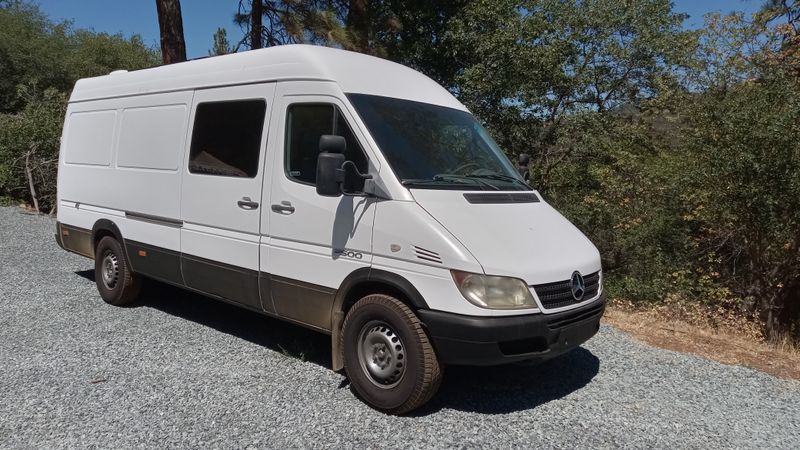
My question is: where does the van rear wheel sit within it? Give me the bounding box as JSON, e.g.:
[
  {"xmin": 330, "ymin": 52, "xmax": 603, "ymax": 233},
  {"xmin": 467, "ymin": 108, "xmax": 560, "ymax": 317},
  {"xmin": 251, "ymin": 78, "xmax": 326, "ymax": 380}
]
[
  {"xmin": 94, "ymin": 236, "xmax": 141, "ymax": 306},
  {"xmin": 342, "ymin": 294, "xmax": 442, "ymax": 414}
]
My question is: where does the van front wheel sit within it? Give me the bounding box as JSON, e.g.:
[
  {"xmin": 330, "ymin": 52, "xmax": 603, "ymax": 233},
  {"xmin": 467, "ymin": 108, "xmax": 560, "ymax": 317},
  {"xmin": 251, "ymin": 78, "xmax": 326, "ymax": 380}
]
[
  {"xmin": 94, "ymin": 236, "xmax": 141, "ymax": 306},
  {"xmin": 342, "ymin": 294, "xmax": 442, "ymax": 414}
]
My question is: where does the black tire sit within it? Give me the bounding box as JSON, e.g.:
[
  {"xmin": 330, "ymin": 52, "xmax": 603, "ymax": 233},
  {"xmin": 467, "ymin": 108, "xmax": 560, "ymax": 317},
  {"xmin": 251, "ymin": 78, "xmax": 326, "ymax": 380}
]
[
  {"xmin": 341, "ymin": 294, "xmax": 442, "ymax": 414},
  {"xmin": 94, "ymin": 236, "xmax": 141, "ymax": 306}
]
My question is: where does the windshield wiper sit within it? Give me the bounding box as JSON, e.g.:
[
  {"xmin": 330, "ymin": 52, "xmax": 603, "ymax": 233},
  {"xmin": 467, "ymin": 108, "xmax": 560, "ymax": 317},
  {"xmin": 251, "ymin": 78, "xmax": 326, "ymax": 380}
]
[
  {"xmin": 401, "ymin": 178, "xmax": 465, "ymax": 188},
  {"xmin": 465, "ymin": 173, "xmax": 531, "ymax": 189},
  {"xmin": 434, "ymin": 174, "xmax": 500, "ymax": 190},
  {"xmin": 401, "ymin": 175, "xmax": 499, "ymax": 190}
]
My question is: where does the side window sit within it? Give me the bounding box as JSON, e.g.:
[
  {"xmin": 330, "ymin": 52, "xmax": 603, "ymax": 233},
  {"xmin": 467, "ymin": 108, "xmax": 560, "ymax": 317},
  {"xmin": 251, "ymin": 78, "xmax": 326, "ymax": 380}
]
[
  {"xmin": 188, "ymin": 100, "xmax": 266, "ymax": 177},
  {"xmin": 285, "ymin": 103, "xmax": 369, "ymax": 191}
]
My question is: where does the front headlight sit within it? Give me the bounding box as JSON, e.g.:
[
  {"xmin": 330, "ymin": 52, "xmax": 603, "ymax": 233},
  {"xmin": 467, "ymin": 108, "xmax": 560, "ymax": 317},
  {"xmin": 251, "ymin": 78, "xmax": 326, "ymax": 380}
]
[{"xmin": 451, "ymin": 270, "xmax": 537, "ymax": 310}]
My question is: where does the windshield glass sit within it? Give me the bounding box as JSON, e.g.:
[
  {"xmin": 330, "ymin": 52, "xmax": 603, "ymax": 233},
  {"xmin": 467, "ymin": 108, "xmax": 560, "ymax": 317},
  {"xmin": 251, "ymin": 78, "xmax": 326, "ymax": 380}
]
[{"xmin": 347, "ymin": 94, "xmax": 530, "ymax": 191}]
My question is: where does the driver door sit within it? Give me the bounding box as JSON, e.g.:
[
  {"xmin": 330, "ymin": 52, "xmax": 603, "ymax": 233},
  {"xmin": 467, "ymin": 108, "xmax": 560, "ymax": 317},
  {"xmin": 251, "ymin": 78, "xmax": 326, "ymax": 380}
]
[{"xmin": 263, "ymin": 81, "xmax": 376, "ymax": 331}]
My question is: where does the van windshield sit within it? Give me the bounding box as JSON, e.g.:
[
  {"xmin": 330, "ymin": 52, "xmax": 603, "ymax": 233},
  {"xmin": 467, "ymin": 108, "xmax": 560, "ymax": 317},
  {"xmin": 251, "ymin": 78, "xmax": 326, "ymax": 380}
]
[{"xmin": 347, "ymin": 94, "xmax": 530, "ymax": 191}]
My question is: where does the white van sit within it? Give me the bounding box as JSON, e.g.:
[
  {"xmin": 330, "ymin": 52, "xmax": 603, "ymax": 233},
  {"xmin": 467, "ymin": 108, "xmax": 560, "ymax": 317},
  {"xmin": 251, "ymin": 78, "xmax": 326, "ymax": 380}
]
[{"xmin": 56, "ymin": 45, "xmax": 604, "ymax": 414}]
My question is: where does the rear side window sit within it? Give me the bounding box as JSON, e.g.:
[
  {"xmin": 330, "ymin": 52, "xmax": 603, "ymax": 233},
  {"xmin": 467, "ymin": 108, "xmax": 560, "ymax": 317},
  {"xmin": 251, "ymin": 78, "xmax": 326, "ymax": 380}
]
[
  {"xmin": 64, "ymin": 110, "xmax": 116, "ymax": 166},
  {"xmin": 188, "ymin": 100, "xmax": 266, "ymax": 177},
  {"xmin": 118, "ymin": 105, "xmax": 186, "ymax": 171},
  {"xmin": 285, "ymin": 104, "xmax": 368, "ymax": 190}
]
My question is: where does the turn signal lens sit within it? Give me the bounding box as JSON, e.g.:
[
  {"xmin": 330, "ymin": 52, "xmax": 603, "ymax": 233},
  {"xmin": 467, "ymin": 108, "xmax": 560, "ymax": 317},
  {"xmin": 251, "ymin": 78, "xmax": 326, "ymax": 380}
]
[{"xmin": 451, "ymin": 270, "xmax": 537, "ymax": 310}]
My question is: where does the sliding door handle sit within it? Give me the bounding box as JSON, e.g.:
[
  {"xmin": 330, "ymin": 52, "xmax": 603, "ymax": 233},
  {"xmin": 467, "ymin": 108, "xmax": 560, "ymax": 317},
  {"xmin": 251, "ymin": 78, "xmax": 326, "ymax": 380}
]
[
  {"xmin": 237, "ymin": 197, "xmax": 259, "ymax": 210},
  {"xmin": 271, "ymin": 201, "xmax": 295, "ymax": 214}
]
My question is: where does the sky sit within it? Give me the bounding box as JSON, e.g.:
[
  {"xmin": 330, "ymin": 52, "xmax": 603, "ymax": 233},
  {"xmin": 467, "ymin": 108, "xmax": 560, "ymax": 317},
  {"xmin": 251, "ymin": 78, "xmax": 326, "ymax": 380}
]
[{"xmin": 34, "ymin": 0, "xmax": 764, "ymax": 59}]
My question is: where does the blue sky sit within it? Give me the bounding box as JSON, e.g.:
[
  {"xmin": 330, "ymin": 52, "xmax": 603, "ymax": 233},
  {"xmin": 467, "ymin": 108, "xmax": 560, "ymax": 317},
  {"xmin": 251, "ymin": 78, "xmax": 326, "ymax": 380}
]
[{"xmin": 35, "ymin": 0, "xmax": 763, "ymax": 59}]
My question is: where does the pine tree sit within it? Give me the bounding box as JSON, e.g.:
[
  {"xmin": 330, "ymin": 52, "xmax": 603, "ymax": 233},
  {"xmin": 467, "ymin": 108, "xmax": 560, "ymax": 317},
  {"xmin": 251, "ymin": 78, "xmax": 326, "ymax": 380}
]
[
  {"xmin": 155, "ymin": 0, "xmax": 186, "ymax": 64},
  {"xmin": 209, "ymin": 28, "xmax": 232, "ymax": 56}
]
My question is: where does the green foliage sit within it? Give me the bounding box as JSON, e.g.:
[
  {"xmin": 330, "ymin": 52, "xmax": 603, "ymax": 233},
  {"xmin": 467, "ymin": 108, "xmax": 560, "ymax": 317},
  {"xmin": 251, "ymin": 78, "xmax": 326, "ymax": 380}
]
[
  {"xmin": 544, "ymin": 111, "xmax": 692, "ymax": 302},
  {"xmin": 544, "ymin": 10, "xmax": 799, "ymax": 339},
  {"xmin": 0, "ymin": 1, "xmax": 159, "ymax": 211},
  {"xmin": 0, "ymin": 3, "xmax": 158, "ymax": 113},
  {"xmin": 232, "ymin": 0, "xmax": 468, "ymax": 70},
  {"xmin": 435, "ymin": 1, "xmax": 798, "ymax": 339},
  {"xmin": 676, "ymin": 75, "xmax": 800, "ymax": 337},
  {"xmin": 0, "ymin": 87, "xmax": 66, "ymax": 211},
  {"xmin": 209, "ymin": 27, "xmax": 232, "ymax": 56},
  {"xmin": 445, "ymin": 0, "xmax": 695, "ymax": 191}
]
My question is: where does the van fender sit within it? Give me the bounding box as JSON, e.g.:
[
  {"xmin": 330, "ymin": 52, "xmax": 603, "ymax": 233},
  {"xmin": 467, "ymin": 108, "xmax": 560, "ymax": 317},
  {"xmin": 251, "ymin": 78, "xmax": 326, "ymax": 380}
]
[
  {"xmin": 91, "ymin": 219, "xmax": 131, "ymax": 265},
  {"xmin": 330, "ymin": 267, "xmax": 429, "ymax": 371}
]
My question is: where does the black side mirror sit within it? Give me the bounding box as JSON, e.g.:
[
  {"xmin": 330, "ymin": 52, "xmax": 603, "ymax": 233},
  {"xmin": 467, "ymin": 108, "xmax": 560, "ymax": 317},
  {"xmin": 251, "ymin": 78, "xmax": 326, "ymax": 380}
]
[{"xmin": 316, "ymin": 135, "xmax": 347, "ymax": 197}]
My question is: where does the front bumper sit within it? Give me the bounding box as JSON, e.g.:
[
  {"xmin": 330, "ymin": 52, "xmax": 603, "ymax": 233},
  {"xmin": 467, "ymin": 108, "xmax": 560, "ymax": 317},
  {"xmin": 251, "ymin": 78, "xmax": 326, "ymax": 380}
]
[{"xmin": 418, "ymin": 295, "xmax": 605, "ymax": 366}]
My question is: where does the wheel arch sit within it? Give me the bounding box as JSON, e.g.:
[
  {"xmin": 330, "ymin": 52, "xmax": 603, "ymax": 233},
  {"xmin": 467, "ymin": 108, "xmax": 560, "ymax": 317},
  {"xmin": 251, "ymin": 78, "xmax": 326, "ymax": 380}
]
[
  {"xmin": 91, "ymin": 219, "xmax": 131, "ymax": 266},
  {"xmin": 331, "ymin": 267, "xmax": 429, "ymax": 371}
]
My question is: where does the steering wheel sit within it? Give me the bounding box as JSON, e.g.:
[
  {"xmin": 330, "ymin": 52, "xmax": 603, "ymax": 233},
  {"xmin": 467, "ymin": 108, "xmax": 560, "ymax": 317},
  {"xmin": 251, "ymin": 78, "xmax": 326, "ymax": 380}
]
[{"xmin": 451, "ymin": 162, "xmax": 480, "ymax": 175}]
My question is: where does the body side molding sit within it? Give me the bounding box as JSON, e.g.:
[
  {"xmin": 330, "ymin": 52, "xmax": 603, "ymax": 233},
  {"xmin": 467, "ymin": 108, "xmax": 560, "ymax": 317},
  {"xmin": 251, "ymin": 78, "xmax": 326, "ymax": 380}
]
[{"xmin": 125, "ymin": 211, "xmax": 183, "ymax": 228}]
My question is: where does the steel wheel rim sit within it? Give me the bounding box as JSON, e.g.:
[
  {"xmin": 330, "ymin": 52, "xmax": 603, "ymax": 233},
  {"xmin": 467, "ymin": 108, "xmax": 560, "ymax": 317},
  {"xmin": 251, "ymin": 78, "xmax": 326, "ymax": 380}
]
[
  {"xmin": 101, "ymin": 251, "xmax": 119, "ymax": 289},
  {"xmin": 357, "ymin": 320, "xmax": 406, "ymax": 389}
]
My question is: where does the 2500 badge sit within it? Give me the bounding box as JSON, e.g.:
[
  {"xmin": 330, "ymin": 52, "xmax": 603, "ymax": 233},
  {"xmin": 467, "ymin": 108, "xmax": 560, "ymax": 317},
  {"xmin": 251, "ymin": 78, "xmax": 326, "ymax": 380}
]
[{"xmin": 333, "ymin": 249, "xmax": 364, "ymax": 259}]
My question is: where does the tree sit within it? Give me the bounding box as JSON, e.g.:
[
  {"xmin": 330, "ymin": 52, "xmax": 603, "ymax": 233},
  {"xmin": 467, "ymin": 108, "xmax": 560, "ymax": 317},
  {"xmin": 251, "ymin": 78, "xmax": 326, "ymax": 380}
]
[
  {"xmin": 249, "ymin": 0, "xmax": 263, "ymax": 49},
  {"xmin": 0, "ymin": 2, "xmax": 158, "ymax": 113},
  {"xmin": 209, "ymin": 27, "xmax": 232, "ymax": 56},
  {"xmin": 0, "ymin": 88, "xmax": 66, "ymax": 212},
  {"xmin": 229, "ymin": 0, "xmax": 465, "ymax": 62},
  {"xmin": 670, "ymin": 11, "xmax": 800, "ymax": 340},
  {"xmin": 155, "ymin": 0, "xmax": 186, "ymax": 64},
  {"xmin": 760, "ymin": 1, "xmax": 800, "ymax": 76},
  {"xmin": 233, "ymin": 0, "xmax": 299, "ymax": 49},
  {"xmin": 762, "ymin": 0, "xmax": 799, "ymax": 31},
  {"xmin": 446, "ymin": 0, "xmax": 694, "ymax": 194},
  {"xmin": 0, "ymin": 2, "xmax": 159, "ymax": 211},
  {"xmin": 679, "ymin": 77, "xmax": 800, "ymax": 340},
  {"xmin": 379, "ymin": 0, "xmax": 470, "ymax": 85}
]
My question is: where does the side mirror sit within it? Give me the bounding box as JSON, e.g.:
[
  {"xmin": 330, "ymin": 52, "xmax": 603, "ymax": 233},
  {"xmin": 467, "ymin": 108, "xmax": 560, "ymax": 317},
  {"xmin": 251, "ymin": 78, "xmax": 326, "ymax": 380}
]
[{"xmin": 316, "ymin": 135, "xmax": 346, "ymax": 197}]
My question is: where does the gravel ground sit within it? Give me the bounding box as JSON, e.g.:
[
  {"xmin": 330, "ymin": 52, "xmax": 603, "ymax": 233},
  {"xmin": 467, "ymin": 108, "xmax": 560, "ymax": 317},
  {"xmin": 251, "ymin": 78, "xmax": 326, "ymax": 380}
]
[{"xmin": 0, "ymin": 206, "xmax": 798, "ymax": 449}]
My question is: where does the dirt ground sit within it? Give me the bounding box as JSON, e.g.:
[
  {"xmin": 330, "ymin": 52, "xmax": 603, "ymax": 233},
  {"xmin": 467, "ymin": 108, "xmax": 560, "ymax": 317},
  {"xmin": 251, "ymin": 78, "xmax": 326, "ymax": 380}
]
[{"xmin": 603, "ymin": 306, "xmax": 800, "ymax": 380}]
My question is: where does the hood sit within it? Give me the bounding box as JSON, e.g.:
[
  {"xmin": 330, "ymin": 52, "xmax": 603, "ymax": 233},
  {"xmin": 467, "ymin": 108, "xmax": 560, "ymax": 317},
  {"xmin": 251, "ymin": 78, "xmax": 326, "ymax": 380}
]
[{"xmin": 411, "ymin": 189, "xmax": 601, "ymax": 286}]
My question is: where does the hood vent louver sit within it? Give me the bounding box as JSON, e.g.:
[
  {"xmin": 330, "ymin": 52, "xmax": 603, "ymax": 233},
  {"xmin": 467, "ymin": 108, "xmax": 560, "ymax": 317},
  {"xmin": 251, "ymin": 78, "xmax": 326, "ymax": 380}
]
[{"xmin": 413, "ymin": 246, "xmax": 442, "ymax": 264}]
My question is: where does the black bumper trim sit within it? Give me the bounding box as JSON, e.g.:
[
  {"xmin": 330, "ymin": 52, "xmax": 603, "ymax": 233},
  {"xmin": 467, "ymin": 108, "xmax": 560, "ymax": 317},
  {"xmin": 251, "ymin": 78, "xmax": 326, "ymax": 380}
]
[{"xmin": 418, "ymin": 295, "xmax": 605, "ymax": 366}]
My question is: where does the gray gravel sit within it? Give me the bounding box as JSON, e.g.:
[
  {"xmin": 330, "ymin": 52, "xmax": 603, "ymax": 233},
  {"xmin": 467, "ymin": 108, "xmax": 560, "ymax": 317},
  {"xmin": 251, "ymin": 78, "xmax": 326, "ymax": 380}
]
[{"xmin": 0, "ymin": 206, "xmax": 798, "ymax": 449}]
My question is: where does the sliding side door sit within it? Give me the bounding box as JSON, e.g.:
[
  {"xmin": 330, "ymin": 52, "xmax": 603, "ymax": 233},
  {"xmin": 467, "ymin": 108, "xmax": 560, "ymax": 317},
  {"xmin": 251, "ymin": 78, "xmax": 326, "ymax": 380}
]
[{"xmin": 180, "ymin": 83, "xmax": 276, "ymax": 310}]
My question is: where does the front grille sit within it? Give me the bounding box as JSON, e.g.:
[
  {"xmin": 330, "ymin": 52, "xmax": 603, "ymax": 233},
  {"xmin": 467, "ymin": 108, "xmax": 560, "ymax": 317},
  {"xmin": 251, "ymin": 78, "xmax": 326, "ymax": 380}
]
[{"xmin": 533, "ymin": 271, "xmax": 600, "ymax": 310}]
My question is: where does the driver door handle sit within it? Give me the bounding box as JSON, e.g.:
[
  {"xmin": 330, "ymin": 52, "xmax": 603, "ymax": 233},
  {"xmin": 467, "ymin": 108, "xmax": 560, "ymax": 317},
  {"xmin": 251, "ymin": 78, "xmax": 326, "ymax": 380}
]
[
  {"xmin": 271, "ymin": 201, "xmax": 295, "ymax": 214},
  {"xmin": 237, "ymin": 197, "xmax": 259, "ymax": 210}
]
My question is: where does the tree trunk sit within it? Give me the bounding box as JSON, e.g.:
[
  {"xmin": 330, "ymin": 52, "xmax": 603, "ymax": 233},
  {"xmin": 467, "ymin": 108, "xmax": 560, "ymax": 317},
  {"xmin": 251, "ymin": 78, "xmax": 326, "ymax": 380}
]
[
  {"xmin": 251, "ymin": 0, "xmax": 263, "ymax": 49},
  {"xmin": 156, "ymin": 0, "xmax": 187, "ymax": 64},
  {"xmin": 346, "ymin": 0, "xmax": 370, "ymax": 53},
  {"xmin": 783, "ymin": 279, "xmax": 800, "ymax": 340},
  {"xmin": 24, "ymin": 147, "xmax": 39, "ymax": 213}
]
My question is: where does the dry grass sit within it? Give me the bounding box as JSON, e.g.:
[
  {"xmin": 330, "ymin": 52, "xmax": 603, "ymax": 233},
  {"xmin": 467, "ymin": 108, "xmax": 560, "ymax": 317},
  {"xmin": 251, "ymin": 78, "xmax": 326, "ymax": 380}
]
[{"xmin": 603, "ymin": 300, "xmax": 800, "ymax": 380}]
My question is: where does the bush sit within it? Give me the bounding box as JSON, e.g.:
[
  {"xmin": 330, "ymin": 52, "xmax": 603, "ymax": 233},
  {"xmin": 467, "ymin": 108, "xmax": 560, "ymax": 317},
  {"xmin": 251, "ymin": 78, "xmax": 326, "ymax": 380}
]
[
  {"xmin": 0, "ymin": 87, "xmax": 66, "ymax": 212},
  {"xmin": 0, "ymin": 1, "xmax": 159, "ymax": 212}
]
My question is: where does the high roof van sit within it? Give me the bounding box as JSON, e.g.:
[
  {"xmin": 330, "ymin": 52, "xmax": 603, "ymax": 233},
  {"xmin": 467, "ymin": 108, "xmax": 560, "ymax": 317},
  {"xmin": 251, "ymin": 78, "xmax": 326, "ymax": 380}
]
[{"xmin": 55, "ymin": 45, "xmax": 604, "ymax": 414}]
